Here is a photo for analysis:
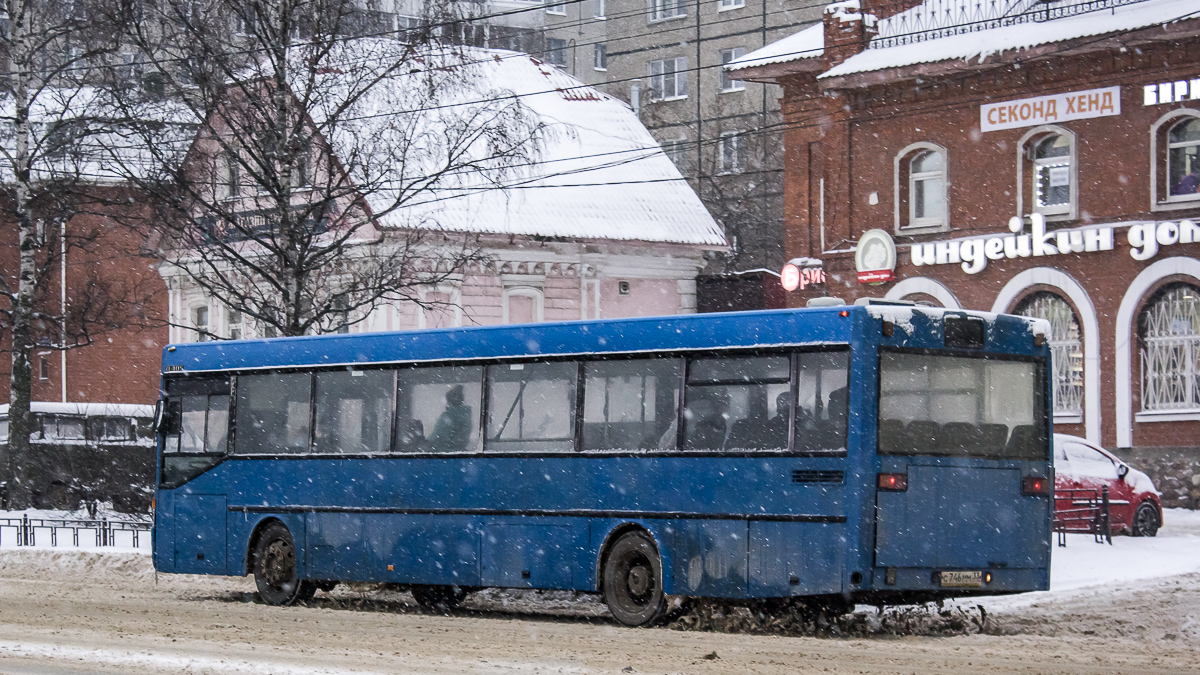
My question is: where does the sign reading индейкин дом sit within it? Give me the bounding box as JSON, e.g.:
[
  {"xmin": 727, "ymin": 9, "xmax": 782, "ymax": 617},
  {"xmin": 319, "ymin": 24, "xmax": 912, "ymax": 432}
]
[{"xmin": 980, "ymin": 86, "xmax": 1121, "ymax": 132}]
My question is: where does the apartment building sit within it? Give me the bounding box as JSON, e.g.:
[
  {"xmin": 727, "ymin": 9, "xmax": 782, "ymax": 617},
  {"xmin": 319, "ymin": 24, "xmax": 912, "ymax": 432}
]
[{"xmin": 543, "ymin": 0, "xmax": 822, "ymax": 274}]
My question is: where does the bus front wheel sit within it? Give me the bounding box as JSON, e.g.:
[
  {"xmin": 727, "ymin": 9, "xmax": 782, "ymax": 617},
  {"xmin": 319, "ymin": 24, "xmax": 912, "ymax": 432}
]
[
  {"xmin": 602, "ymin": 530, "xmax": 666, "ymax": 627},
  {"xmin": 252, "ymin": 522, "xmax": 316, "ymax": 606}
]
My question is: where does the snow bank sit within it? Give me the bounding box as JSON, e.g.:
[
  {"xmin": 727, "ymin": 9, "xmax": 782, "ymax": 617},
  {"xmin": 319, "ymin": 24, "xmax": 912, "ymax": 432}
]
[{"xmin": 977, "ymin": 508, "xmax": 1200, "ymax": 611}]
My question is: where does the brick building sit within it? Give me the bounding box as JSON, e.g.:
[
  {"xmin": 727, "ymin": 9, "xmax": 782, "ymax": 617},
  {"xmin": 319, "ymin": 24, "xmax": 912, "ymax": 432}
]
[
  {"xmin": 730, "ymin": 0, "xmax": 1200, "ymax": 505},
  {"xmin": 0, "ymin": 205, "xmax": 168, "ymax": 408}
]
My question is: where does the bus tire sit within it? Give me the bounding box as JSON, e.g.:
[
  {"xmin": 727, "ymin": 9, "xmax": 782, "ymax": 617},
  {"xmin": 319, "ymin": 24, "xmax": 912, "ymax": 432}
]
[
  {"xmin": 252, "ymin": 522, "xmax": 315, "ymax": 606},
  {"xmin": 411, "ymin": 584, "xmax": 468, "ymax": 611},
  {"xmin": 602, "ymin": 530, "xmax": 666, "ymax": 627}
]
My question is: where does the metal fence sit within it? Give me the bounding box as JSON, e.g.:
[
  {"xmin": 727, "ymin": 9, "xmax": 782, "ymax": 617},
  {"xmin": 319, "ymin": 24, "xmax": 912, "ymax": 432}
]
[
  {"xmin": 1053, "ymin": 485, "xmax": 1112, "ymax": 547},
  {"xmin": 0, "ymin": 514, "xmax": 151, "ymax": 549},
  {"xmin": 873, "ymin": 0, "xmax": 1152, "ymax": 49}
]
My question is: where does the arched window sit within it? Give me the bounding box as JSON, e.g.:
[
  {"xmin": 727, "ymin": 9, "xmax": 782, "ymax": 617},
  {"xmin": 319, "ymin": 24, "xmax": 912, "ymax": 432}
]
[
  {"xmin": 1030, "ymin": 134, "xmax": 1072, "ymax": 215},
  {"xmin": 1140, "ymin": 283, "xmax": 1200, "ymax": 411},
  {"xmin": 909, "ymin": 151, "xmax": 945, "ymax": 227},
  {"xmin": 894, "ymin": 143, "xmax": 947, "ymax": 232},
  {"xmin": 503, "ymin": 287, "xmax": 543, "ymax": 324},
  {"xmin": 1167, "ymin": 118, "xmax": 1200, "ymax": 199},
  {"xmin": 1016, "ymin": 292, "xmax": 1083, "ymax": 418}
]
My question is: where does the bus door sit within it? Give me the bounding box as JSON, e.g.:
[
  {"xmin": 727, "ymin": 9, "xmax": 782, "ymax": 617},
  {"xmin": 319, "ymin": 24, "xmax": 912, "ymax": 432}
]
[
  {"xmin": 159, "ymin": 376, "xmax": 231, "ymax": 574},
  {"xmin": 873, "ymin": 351, "xmax": 1051, "ymax": 575}
]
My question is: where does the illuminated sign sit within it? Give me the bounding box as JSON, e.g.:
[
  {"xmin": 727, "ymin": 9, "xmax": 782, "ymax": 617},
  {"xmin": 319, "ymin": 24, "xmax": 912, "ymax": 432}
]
[
  {"xmin": 909, "ymin": 215, "xmax": 1199, "ymax": 274},
  {"xmin": 1144, "ymin": 79, "xmax": 1200, "ymax": 106},
  {"xmin": 855, "ymin": 229, "xmax": 896, "ymax": 284},
  {"xmin": 781, "ymin": 259, "xmax": 825, "ymax": 291},
  {"xmin": 980, "ymin": 86, "xmax": 1120, "ymax": 132}
]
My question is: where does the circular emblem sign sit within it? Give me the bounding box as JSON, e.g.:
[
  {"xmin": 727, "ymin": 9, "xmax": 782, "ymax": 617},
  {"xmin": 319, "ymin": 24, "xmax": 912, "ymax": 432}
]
[
  {"xmin": 781, "ymin": 263, "xmax": 801, "ymax": 291},
  {"xmin": 855, "ymin": 229, "xmax": 896, "ymax": 285}
]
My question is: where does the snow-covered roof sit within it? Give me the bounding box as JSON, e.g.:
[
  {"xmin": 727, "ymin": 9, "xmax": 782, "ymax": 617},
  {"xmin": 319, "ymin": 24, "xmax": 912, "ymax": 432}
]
[
  {"xmin": 376, "ymin": 51, "xmax": 724, "ymax": 246},
  {"xmin": 828, "ymin": 0, "xmax": 1200, "ymax": 79},
  {"xmin": 728, "ymin": 23, "xmax": 823, "ymax": 72},
  {"xmin": 0, "ymin": 402, "xmax": 155, "ymax": 418},
  {"xmin": 289, "ymin": 41, "xmax": 725, "ymax": 247},
  {"xmin": 729, "ymin": 0, "xmax": 1200, "ymax": 79}
]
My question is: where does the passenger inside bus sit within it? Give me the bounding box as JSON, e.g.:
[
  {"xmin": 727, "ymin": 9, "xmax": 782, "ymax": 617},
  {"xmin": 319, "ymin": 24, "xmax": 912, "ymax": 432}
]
[
  {"xmin": 428, "ymin": 385, "xmax": 474, "ymax": 452},
  {"xmin": 684, "ymin": 389, "xmax": 729, "ymax": 450}
]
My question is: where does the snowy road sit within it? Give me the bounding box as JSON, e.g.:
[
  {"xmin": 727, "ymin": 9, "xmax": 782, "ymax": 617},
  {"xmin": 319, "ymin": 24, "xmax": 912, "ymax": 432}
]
[{"xmin": 0, "ymin": 513, "xmax": 1197, "ymax": 674}]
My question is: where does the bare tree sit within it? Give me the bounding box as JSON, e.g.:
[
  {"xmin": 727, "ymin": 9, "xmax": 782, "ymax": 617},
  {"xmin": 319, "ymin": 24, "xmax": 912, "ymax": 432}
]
[
  {"xmin": 0, "ymin": 0, "xmax": 146, "ymax": 508},
  {"xmin": 103, "ymin": 0, "xmax": 545, "ymax": 339}
]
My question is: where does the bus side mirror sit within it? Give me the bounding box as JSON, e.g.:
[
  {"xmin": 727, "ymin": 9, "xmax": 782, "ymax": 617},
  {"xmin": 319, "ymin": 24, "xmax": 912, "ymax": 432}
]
[
  {"xmin": 1117, "ymin": 464, "xmax": 1129, "ymax": 481},
  {"xmin": 157, "ymin": 398, "xmax": 182, "ymax": 436}
]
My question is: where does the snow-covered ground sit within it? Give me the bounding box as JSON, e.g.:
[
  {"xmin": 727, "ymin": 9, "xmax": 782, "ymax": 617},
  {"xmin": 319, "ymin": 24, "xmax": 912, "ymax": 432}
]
[{"xmin": 969, "ymin": 508, "xmax": 1200, "ymax": 611}]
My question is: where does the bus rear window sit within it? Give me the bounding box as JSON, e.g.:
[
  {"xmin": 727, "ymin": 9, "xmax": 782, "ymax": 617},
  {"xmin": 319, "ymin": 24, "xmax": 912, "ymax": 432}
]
[{"xmin": 878, "ymin": 351, "xmax": 1047, "ymax": 460}]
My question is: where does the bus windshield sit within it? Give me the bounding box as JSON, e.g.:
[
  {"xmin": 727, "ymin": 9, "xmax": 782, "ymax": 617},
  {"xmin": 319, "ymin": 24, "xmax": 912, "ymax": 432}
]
[{"xmin": 877, "ymin": 351, "xmax": 1047, "ymax": 460}]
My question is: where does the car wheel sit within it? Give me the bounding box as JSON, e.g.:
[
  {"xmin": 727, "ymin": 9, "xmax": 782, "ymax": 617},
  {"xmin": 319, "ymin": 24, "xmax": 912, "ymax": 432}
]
[
  {"xmin": 252, "ymin": 522, "xmax": 316, "ymax": 605},
  {"xmin": 602, "ymin": 530, "xmax": 666, "ymax": 627},
  {"xmin": 1131, "ymin": 501, "xmax": 1161, "ymax": 537}
]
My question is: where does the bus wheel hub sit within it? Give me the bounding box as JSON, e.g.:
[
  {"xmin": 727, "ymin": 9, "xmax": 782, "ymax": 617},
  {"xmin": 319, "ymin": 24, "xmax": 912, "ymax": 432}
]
[
  {"xmin": 627, "ymin": 565, "xmax": 650, "ymax": 597},
  {"xmin": 263, "ymin": 540, "xmax": 293, "ymax": 586}
]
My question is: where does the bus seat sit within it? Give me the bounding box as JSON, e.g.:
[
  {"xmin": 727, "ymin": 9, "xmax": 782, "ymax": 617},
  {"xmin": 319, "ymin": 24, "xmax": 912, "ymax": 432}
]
[
  {"xmin": 878, "ymin": 419, "xmax": 906, "ymax": 453},
  {"xmin": 979, "ymin": 423, "xmax": 1009, "ymax": 456},
  {"xmin": 939, "ymin": 422, "xmax": 983, "ymax": 456},
  {"xmin": 1006, "ymin": 424, "xmax": 1039, "ymax": 458},
  {"xmin": 906, "ymin": 420, "xmax": 940, "ymax": 453}
]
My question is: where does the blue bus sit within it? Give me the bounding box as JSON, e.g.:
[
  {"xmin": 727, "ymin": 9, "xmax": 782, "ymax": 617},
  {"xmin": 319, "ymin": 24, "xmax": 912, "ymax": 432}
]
[{"xmin": 153, "ymin": 302, "xmax": 1053, "ymax": 625}]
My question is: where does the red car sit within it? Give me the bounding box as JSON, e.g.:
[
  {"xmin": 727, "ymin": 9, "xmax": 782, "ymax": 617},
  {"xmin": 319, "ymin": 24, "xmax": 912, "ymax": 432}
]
[{"xmin": 1053, "ymin": 433, "xmax": 1163, "ymax": 536}]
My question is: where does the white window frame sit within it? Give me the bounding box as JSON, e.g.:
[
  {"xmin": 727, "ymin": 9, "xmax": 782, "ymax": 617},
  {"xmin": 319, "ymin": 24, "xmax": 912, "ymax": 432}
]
[
  {"xmin": 720, "ymin": 48, "xmax": 746, "ymax": 92},
  {"xmin": 1139, "ymin": 283, "xmax": 1200, "ymax": 414},
  {"xmin": 1015, "ymin": 292, "xmax": 1084, "ymax": 421},
  {"xmin": 893, "ymin": 142, "xmax": 949, "ymax": 233},
  {"xmin": 190, "ymin": 303, "xmax": 210, "ymax": 342},
  {"xmin": 662, "ymin": 136, "xmax": 688, "ymax": 167},
  {"xmin": 594, "ymin": 0, "xmax": 606, "ymax": 18},
  {"xmin": 503, "ymin": 286, "xmax": 544, "ymax": 324},
  {"xmin": 718, "ymin": 131, "xmax": 744, "ymax": 173},
  {"xmin": 594, "ymin": 43, "xmax": 607, "ymax": 71},
  {"xmin": 648, "ymin": 57, "xmax": 687, "ymax": 101},
  {"xmin": 1152, "ymin": 109, "xmax": 1200, "ymax": 209},
  {"xmin": 545, "ymin": 0, "xmax": 566, "ymax": 15},
  {"xmin": 418, "ymin": 284, "xmax": 463, "ymax": 330},
  {"xmin": 649, "ymin": 0, "xmax": 686, "ymax": 23},
  {"xmin": 545, "ymin": 38, "xmax": 568, "ymax": 67},
  {"xmin": 1016, "ymin": 125, "xmax": 1077, "ymax": 222},
  {"xmin": 719, "ymin": 0, "xmax": 745, "ymax": 10}
]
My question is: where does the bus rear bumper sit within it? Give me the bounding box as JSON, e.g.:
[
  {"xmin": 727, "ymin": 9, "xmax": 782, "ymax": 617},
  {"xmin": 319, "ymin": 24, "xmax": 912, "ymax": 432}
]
[{"xmin": 869, "ymin": 566, "xmax": 1049, "ymax": 596}]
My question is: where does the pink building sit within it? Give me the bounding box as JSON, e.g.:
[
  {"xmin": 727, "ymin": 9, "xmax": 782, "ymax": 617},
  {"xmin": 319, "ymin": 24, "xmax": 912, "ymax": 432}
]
[{"xmin": 165, "ymin": 50, "xmax": 726, "ymax": 341}]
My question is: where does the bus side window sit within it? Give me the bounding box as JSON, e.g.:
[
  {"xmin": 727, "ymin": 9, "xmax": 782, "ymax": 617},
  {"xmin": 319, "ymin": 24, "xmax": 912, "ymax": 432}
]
[
  {"xmin": 235, "ymin": 373, "xmax": 312, "ymax": 454},
  {"xmin": 176, "ymin": 394, "xmax": 230, "ymax": 454},
  {"xmin": 486, "ymin": 362, "xmax": 577, "ymax": 452},
  {"xmin": 313, "ymin": 369, "xmax": 395, "ymax": 454},
  {"xmin": 396, "ymin": 366, "xmax": 483, "ymax": 453},
  {"xmin": 684, "ymin": 355, "xmax": 790, "ymax": 452},
  {"xmin": 794, "ymin": 351, "xmax": 850, "ymax": 453},
  {"xmin": 582, "ymin": 358, "xmax": 680, "ymax": 451}
]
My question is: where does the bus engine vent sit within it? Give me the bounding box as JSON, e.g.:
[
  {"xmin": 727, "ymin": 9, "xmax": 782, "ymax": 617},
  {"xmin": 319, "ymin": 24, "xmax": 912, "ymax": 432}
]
[{"xmin": 791, "ymin": 470, "xmax": 844, "ymax": 484}]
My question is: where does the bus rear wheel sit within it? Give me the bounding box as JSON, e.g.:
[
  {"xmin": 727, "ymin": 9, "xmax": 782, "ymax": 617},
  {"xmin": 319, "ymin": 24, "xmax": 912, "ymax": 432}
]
[
  {"xmin": 252, "ymin": 522, "xmax": 316, "ymax": 606},
  {"xmin": 602, "ymin": 530, "xmax": 666, "ymax": 627}
]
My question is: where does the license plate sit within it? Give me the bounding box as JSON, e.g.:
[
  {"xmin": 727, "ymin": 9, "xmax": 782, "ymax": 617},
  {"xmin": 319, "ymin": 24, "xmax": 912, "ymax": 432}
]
[{"xmin": 939, "ymin": 570, "xmax": 983, "ymax": 587}]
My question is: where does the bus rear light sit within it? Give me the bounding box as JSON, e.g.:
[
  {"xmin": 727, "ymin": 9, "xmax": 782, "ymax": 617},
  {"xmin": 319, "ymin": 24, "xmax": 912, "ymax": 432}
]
[
  {"xmin": 1022, "ymin": 476, "xmax": 1050, "ymax": 496},
  {"xmin": 878, "ymin": 473, "xmax": 907, "ymax": 491},
  {"xmin": 839, "ymin": 310, "xmax": 849, "ymax": 317}
]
